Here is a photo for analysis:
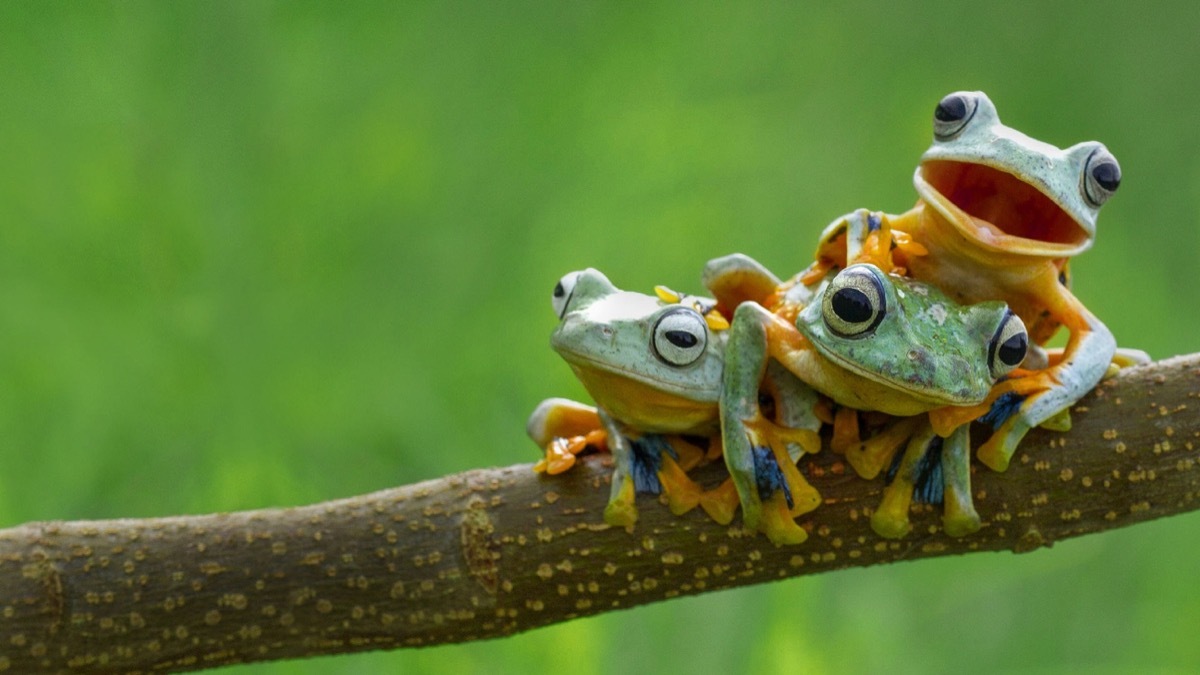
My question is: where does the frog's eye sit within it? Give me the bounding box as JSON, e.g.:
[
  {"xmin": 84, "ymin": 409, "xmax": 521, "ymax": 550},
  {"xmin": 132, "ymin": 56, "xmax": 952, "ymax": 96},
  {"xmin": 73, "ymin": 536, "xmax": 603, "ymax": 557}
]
[
  {"xmin": 552, "ymin": 271, "xmax": 582, "ymax": 319},
  {"xmin": 988, "ymin": 310, "xmax": 1028, "ymax": 379},
  {"xmin": 1082, "ymin": 147, "xmax": 1121, "ymax": 207},
  {"xmin": 822, "ymin": 265, "xmax": 886, "ymax": 339},
  {"xmin": 932, "ymin": 92, "xmax": 979, "ymax": 140},
  {"xmin": 652, "ymin": 308, "xmax": 708, "ymax": 366}
]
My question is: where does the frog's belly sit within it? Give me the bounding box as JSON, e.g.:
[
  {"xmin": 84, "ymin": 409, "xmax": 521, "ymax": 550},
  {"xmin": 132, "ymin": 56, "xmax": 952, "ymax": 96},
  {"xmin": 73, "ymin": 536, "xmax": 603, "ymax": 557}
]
[{"xmin": 568, "ymin": 365, "xmax": 719, "ymax": 435}]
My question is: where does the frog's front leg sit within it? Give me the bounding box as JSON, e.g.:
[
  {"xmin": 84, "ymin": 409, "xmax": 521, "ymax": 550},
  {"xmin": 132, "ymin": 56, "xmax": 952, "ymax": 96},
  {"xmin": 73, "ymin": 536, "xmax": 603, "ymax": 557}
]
[
  {"xmin": 528, "ymin": 398, "xmax": 606, "ymax": 474},
  {"xmin": 978, "ymin": 288, "xmax": 1116, "ymax": 472},
  {"xmin": 721, "ymin": 302, "xmax": 813, "ymax": 545},
  {"xmin": 598, "ymin": 409, "xmax": 639, "ymax": 527}
]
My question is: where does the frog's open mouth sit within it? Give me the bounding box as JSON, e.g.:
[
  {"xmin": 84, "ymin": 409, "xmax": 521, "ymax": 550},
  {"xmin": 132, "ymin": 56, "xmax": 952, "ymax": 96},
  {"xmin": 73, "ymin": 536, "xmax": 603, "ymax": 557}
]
[{"xmin": 919, "ymin": 160, "xmax": 1090, "ymax": 254}]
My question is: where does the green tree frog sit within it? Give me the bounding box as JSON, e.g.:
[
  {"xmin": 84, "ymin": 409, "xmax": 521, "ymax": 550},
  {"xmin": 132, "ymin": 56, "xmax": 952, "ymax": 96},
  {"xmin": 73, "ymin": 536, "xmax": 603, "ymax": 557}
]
[{"xmin": 529, "ymin": 269, "xmax": 823, "ymax": 533}]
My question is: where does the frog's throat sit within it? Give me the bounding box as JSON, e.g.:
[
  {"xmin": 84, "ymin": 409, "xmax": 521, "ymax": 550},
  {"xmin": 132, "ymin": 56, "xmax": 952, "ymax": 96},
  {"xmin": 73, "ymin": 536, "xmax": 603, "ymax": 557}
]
[
  {"xmin": 801, "ymin": 336, "xmax": 987, "ymax": 411},
  {"xmin": 914, "ymin": 162, "xmax": 1092, "ymax": 259},
  {"xmin": 560, "ymin": 358, "xmax": 720, "ymax": 435}
]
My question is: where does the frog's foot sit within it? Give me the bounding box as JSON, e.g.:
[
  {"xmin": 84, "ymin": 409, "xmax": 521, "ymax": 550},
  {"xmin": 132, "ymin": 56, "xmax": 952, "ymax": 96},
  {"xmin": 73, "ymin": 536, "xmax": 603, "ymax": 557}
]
[
  {"xmin": 700, "ymin": 479, "xmax": 739, "ymax": 525},
  {"xmin": 844, "ymin": 416, "xmax": 922, "ymax": 480},
  {"xmin": 738, "ymin": 411, "xmax": 821, "ymax": 513},
  {"xmin": 603, "ymin": 474, "xmax": 638, "ymax": 528},
  {"xmin": 976, "ymin": 389, "xmax": 1037, "ymax": 472},
  {"xmin": 656, "ymin": 453, "xmax": 702, "ymax": 516},
  {"xmin": 746, "ymin": 413, "xmax": 822, "ymax": 459},
  {"xmin": 534, "ymin": 429, "xmax": 608, "ymax": 475},
  {"xmin": 1038, "ymin": 407, "xmax": 1072, "ymax": 432},
  {"xmin": 1042, "ymin": 346, "xmax": 1151, "ymax": 375},
  {"xmin": 758, "ymin": 492, "xmax": 808, "ymax": 545},
  {"xmin": 942, "ymin": 497, "xmax": 982, "ymax": 538},
  {"xmin": 1104, "ymin": 347, "xmax": 1153, "ymax": 377},
  {"xmin": 871, "ymin": 482, "xmax": 914, "ymax": 540}
]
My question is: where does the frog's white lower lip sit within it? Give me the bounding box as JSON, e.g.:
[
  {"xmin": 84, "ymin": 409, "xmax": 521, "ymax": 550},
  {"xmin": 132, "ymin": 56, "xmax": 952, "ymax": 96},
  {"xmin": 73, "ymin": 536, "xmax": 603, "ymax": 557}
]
[
  {"xmin": 806, "ymin": 338, "xmax": 984, "ymax": 408},
  {"xmin": 554, "ymin": 350, "xmax": 719, "ymax": 400},
  {"xmin": 916, "ymin": 161, "xmax": 1091, "ymax": 257}
]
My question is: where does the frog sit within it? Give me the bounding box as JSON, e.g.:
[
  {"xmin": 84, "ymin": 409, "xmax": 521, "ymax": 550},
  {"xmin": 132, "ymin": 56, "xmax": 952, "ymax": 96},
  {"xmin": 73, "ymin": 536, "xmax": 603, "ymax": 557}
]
[
  {"xmin": 530, "ymin": 268, "xmax": 823, "ymax": 534},
  {"xmin": 714, "ymin": 256, "xmax": 1029, "ymax": 542},
  {"xmin": 805, "ymin": 91, "xmax": 1139, "ymax": 473}
]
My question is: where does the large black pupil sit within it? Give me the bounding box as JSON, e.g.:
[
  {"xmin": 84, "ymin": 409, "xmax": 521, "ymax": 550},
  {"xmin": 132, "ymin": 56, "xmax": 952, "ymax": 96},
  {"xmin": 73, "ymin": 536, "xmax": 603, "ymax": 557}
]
[
  {"xmin": 935, "ymin": 96, "xmax": 966, "ymax": 122},
  {"xmin": 553, "ymin": 281, "xmax": 565, "ymax": 298},
  {"xmin": 1092, "ymin": 161, "xmax": 1121, "ymax": 192},
  {"xmin": 665, "ymin": 330, "xmax": 698, "ymax": 349},
  {"xmin": 998, "ymin": 332, "xmax": 1028, "ymax": 366},
  {"xmin": 832, "ymin": 287, "xmax": 873, "ymax": 324}
]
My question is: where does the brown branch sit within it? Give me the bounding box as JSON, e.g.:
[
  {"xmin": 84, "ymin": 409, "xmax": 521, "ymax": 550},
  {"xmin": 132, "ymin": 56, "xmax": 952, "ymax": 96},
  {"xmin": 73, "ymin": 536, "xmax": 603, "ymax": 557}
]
[{"xmin": 1, "ymin": 356, "xmax": 1198, "ymax": 674}]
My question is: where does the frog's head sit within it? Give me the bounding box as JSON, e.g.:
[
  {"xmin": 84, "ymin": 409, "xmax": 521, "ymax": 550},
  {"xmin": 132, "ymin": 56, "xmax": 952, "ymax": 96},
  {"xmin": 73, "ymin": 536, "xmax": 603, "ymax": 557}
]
[
  {"xmin": 915, "ymin": 91, "xmax": 1121, "ymax": 258},
  {"xmin": 548, "ymin": 269, "xmax": 726, "ymax": 432},
  {"xmin": 798, "ymin": 264, "xmax": 1029, "ymax": 406}
]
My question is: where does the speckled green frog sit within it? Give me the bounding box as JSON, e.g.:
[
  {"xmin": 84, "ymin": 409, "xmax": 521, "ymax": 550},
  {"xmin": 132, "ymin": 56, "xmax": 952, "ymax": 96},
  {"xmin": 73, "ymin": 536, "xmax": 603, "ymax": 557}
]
[{"xmin": 713, "ymin": 255, "xmax": 1029, "ymax": 542}]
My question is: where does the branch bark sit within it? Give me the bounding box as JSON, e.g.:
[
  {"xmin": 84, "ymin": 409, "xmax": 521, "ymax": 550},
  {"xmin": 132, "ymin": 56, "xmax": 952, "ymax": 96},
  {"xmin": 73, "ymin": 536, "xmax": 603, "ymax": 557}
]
[{"xmin": 1, "ymin": 355, "xmax": 1198, "ymax": 673}]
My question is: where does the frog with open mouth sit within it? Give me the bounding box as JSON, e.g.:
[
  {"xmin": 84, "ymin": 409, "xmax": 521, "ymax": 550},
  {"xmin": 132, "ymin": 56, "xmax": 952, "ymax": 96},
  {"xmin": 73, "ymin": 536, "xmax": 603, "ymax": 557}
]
[{"xmin": 805, "ymin": 91, "xmax": 1144, "ymax": 473}]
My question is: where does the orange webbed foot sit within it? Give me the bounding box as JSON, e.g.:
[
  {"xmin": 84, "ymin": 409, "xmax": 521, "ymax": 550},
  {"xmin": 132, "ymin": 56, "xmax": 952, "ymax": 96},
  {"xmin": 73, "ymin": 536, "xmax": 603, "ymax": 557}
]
[
  {"xmin": 656, "ymin": 453, "xmax": 702, "ymax": 516},
  {"xmin": 844, "ymin": 416, "xmax": 923, "ymax": 480},
  {"xmin": 758, "ymin": 492, "xmax": 808, "ymax": 545},
  {"xmin": 534, "ymin": 429, "xmax": 607, "ymax": 475},
  {"xmin": 700, "ymin": 479, "xmax": 739, "ymax": 525}
]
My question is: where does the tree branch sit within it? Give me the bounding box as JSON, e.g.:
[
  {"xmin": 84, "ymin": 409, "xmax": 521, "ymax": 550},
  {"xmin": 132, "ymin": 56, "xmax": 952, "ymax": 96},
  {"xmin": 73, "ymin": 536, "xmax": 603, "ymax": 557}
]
[{"xmin": 1, "ymin": 355, "xmax": 1198, "ymax": 673}]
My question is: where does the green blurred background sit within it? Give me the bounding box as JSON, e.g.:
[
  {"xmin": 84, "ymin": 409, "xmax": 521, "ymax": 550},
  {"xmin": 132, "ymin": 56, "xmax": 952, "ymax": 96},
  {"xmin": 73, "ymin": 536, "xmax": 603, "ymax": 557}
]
[{"xmin": 1, "ymin": 2, "xmax": 1197, "ymax": 673}]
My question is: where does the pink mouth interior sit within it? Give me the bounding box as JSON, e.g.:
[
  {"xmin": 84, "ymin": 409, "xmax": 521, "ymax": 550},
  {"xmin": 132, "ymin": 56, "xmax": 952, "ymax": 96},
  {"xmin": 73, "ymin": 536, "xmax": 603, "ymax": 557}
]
[{"xmin": 921, "ymin": 160, "xmax": 1087, "ymax": 247}]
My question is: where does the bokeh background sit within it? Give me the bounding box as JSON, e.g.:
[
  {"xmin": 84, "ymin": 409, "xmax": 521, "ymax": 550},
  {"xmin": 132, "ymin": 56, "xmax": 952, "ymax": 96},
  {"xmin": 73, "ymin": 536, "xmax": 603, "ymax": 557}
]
[{"xmin": 1, "ymin": 2, "xmax": 1198, "ymax": 673}]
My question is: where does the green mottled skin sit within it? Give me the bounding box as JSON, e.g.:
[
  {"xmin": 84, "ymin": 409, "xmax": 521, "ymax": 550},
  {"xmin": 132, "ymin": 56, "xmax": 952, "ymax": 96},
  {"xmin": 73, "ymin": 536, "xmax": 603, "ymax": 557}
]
[{"xmin": 796, "ymin": 265, "xmax": 1011, "ymax": 407}]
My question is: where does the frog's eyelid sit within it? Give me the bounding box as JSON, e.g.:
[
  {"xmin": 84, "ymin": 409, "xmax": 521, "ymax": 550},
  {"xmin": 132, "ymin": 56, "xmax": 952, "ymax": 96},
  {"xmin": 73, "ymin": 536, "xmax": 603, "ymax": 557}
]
[
  {"xmin": 552, "ymin": 271, "xmax": 582, "ymax": 319},
  {"xmin": 651, "ymin": 308, "xmax": 708, "ymax": 367},
  {"xmin": 1080, "ymin": 146, "xmax": 1121, "ymax": 207},
  {"xmin": 987, "ymin": 310, "xmax": 1029, "ymax": 379},
  {"xmin": 821, "ymin": 265, "xmax": 887, "ymax": 339},
  {"xmin": 932, "ymin": 92, "xmax": 981, "ymax": 141}
]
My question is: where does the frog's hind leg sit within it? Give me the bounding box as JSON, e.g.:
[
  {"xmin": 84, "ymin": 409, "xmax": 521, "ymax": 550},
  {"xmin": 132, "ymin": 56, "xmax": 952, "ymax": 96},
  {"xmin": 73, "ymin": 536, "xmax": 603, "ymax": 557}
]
[
  {"xmin": 871, "ymin": 422, "xmax": 939, "ymax": 539},
  {"xmin": 598, "ymin": 410, "xmax": 639, "ymax": 527},
  {"xmin": 978, "ymin": 294, "xmax": 1117, "ymax": 472},
  {"xmin": 940, "ymin": 424, "xmax": 981, "ymax": 537}
]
